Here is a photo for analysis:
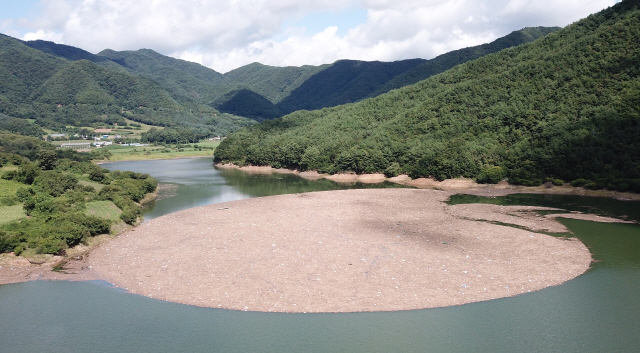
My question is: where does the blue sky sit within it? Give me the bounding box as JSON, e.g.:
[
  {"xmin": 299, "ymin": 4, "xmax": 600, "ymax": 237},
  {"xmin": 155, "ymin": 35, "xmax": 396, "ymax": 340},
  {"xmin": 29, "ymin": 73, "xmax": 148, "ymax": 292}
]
[
  {"xmin": 0, "ymin": 0, "xmax": 619, "ymax": 73},
  {"xmin": 0, "ymin": 0, "xmax": 38, "ymax": 20}
]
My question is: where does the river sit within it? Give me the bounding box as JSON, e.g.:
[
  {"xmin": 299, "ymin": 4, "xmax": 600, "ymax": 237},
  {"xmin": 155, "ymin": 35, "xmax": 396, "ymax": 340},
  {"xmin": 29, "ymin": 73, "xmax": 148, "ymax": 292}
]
[{"xmin": 1, "ymin": 157, "xmax": 639, "ymax": 353}]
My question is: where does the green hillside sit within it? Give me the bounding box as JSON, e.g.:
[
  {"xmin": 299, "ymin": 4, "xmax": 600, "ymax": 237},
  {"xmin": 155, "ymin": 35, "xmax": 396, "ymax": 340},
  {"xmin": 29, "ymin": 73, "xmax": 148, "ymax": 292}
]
[
  {"xmin": 22, "ymin": 39, "xmax": 123, "ymax": 70},
  {"xmin": 0, "ymin": 132, "xmax": 157, "ymax": 255},
  {"xmin": 211, "ymin": 89, "xmax": 283, "ymax": 122},
  {"xmin": 0, "ymin": 35, "xmax": 254, "ymax": 136},
  {"xmin": 215, "ymin": 0, "xmax": 640, "ymax": 191},
  {"xmin": 97, "ymin": 48, "xmax": 224, "ymax": 103},
  {"xmin": 276, "ymin": 59, "xmax": 426, "ymax": 114},
  {"xmin": 221, "ymin": 62, "xmax": 329, "ymax": 104},
  {"xmin": 369, "ymin": 27, "xmax": 560, "ymax": 98},
  {"xmin": 0, "ymin": 34, "xmax": 65, "ymax": 104},
  {"xmin": 0, "ymin": 113, "xmax": 45, "ymax": 137}
]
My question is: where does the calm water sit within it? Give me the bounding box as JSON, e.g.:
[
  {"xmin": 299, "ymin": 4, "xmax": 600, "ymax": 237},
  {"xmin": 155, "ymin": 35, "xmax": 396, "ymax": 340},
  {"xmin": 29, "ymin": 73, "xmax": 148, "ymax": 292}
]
[{"xmin": 1, "ymin": 158, "xmax": 639, "ymax": 353}]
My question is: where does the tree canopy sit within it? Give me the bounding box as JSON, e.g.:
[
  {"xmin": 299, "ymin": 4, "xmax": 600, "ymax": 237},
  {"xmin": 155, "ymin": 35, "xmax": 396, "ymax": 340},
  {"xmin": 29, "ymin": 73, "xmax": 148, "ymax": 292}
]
[{"xmin": 215, "ymin": 0, "xmax": 640, "ymax": 192}]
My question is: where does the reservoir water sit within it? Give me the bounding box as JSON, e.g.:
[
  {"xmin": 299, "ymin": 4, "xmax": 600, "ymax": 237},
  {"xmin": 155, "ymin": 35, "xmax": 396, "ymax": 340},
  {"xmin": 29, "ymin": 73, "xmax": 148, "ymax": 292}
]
[{"xmin": 1, "ymin": 158, "xmax": 639, "ymax": 352}]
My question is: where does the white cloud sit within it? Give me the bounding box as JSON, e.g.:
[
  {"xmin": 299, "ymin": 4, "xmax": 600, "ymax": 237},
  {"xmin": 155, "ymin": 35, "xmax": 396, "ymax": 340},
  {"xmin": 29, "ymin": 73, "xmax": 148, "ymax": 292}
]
[
  {"xmin": 22, "ymin": 29, "xmax": 64, "ymax": 43},
  {"xmin": 5, "ymin": 0, "xmax": 620, "ymax": 73}
]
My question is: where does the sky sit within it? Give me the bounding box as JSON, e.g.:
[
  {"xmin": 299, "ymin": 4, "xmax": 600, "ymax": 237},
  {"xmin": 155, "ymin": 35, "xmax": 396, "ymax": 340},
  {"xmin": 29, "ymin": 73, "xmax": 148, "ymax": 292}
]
[{"xmin": 0, "ymin": 0, "xmax": 619, "ymax": 73}]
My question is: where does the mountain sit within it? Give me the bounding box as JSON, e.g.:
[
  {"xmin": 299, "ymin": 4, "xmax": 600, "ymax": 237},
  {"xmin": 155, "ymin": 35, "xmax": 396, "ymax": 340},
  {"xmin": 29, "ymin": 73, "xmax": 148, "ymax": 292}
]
[
  {"xmin": 211, "ymin": 89, "xmax": 283, "ymax": 122},
  {"xmin": 214, "ymin": 0, "xmax": 640, "ymax": 191},
  {"xmin": 96, "ymin": 48, "xmax": 224, "ymax": 104},
  {"xmin": 0, "ymin": 34, "xmax": 254, "ymax": 136},
  {"xmin": 0, "ymin": 34, "xmax": 65, "ymax": 104},
  {"xmin": 276, "ymin": 59, "xmax": 426, "ymax": 115},
  {"xmin": 221, "ymin": 62, "xmax": 329, "ymax": 104},
  {"xmin": 12, "ymin": 25, "xmax": 559, "ymax": 124},
  {"xmin": 368, "ymin": 26, "xmax": 560, "ymax": 98},
  {"xmin": 22, "ymin": 39, "xmax": 121, "ymax": 69}
]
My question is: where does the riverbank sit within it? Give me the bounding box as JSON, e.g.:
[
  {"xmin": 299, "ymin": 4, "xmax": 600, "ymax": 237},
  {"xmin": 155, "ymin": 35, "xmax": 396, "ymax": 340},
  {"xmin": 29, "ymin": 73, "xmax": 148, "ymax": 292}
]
[
  {"xmin": 0, "ymin": 185, "xmax": 160, "ymax": 285},
  {"xmin": 86, "ymin": 188, "xmax": 619, "ymax": 313},
  {"xmin": 215, "ymin": 163, "xmax": 640, "ymax": 200}
]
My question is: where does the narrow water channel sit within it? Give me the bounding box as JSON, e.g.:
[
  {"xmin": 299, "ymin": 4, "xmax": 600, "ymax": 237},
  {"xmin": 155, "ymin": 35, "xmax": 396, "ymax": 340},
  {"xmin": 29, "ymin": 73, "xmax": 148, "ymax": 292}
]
[{"xmin": 1, "ymin": 158, "xmax": 638, "ymax": 353}]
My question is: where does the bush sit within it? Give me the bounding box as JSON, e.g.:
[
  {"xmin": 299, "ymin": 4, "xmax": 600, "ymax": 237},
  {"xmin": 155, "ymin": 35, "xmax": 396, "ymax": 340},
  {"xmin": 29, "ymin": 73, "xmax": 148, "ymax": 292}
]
[
  {"xmin": 33, "ymin": 171, "xmax": 78, "ymax": 197},
  {"xmin": 120, "ymin": 209, "xmax": 139, "ymax": 225},
  {"xmin": 89, "ymin": 169, "xmax": 106, "ymax": 182},
  {"xmin": 384, "ymin": 162, "xmax": 401, "ymax": 178},
  {"xmin": 571, "ymin": 179, "xmax": 591, "ymax": 187},
  {"xmin": 477, "ymin": 166, "xmax": 507, "ymax": 184}
]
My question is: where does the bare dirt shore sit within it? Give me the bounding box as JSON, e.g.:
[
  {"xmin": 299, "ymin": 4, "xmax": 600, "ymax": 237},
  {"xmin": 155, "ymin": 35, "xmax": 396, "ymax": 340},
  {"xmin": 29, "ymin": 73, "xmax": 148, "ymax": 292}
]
[
  {"xmin": 82, "ymin": 188, "xmax": 598, "ymax": 313},
  {"xmin": 214, "ymin": 163, "xmax": 640, "ymax": 200}
]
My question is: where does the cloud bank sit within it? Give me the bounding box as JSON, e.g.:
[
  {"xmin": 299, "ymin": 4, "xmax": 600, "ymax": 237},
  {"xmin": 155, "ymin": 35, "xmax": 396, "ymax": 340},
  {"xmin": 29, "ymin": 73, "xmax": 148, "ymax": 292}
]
[{"xmin": 3, "ymin": 0, "xmax": 618, "ymax": 73}]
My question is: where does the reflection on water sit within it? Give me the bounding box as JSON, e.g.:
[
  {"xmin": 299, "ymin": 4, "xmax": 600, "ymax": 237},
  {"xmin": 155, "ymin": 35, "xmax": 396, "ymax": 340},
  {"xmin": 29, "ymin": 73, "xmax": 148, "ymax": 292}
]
[
  {"xmin": 103, "ymin": 158, "xmax": 405, "ymax": 221},
  {"xmin": 1, "ymin": 158, "xmax": 639, "ymax": 353}
]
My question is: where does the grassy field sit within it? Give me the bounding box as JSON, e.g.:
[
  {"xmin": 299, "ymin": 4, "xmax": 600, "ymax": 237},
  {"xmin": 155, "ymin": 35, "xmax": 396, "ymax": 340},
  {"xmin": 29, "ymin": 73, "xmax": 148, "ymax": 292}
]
[
  {"xmin": 99, "ymin": 140, "xmax": 220, "ymax": 162},
  {"xmin": 85, "ymin": 200, "xmax": 122, "ymax": 221},
  {"xmin": 0, "ymin": 204, "xmax": 26, "ymax": 224},
  {"xmin": 78, "ymin": 179, "xmax": 105, "ymax": 192},
  {"xmin": 0, "ymin": 177, "xmax": 22, "ymax": 198}
]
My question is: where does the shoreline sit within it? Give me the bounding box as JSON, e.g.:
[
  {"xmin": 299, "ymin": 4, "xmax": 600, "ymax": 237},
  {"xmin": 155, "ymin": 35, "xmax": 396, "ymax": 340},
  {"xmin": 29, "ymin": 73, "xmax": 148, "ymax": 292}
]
[
  {"xmin": 215, "ymin": 163, "xmax": 640, "ymax": 200},
  {"xmin": 87, "ymin": 189, "xmax": 597, "ymax": 313},
  {"xmin": 1, "ymin": 159, "xmax": 636, "ymax": 312}
]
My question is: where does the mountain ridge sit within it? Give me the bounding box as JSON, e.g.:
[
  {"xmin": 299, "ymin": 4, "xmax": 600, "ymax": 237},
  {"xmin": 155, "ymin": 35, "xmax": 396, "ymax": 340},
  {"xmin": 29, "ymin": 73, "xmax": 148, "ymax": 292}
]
[{"xmin": 214, "ymin": 0, "xmax": 640, "ymax": 191}]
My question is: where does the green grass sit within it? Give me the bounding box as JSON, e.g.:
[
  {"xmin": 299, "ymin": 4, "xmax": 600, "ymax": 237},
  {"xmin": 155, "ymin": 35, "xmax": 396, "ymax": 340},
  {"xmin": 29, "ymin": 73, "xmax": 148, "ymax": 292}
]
[
  {"xmin": 78, "ymin": 179, "xmax": 105, "ymax": 192},
  {"xmin": 0, "ymin": 204, "xmax": 26, "ymax": 224},
  {"xmin": 0, "ymin": 165, "xmax": 18, "ymax": 172},
  {"xmin": 0, "ymin": 178, "xmax": 23, "ymax": 197},
  {"xmin": 85, "ymin": 200, "xmax": 122, "ymax": 221},
  {"xmin": 102, "ymin": 140, "xmax": 221, "ymax": 161}
]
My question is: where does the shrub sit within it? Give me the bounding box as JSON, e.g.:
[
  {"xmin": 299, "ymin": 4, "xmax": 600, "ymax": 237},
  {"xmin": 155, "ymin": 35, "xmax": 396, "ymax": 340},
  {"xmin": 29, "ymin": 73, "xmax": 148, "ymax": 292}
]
[
  {"xmin": 477, "ymin": 166, "xmax": 507, "ymax": 184},
  {"xmin": 120, "ymin": 209, "xmax": 139, "ymax": 225},
  {"xmin": 384, "ymin": 162, "xmax": 401, "ymax": 178},
  {"xmin": 89, "ymin": 169, "xmax": 106, "ymax": 182},
  {"xmin": 33, "ymin": 171, "xmax": 78, "ymax": 197},
  {"xmin": 571, "ymin": 179, "xmax": 591, "ymax": 187}
]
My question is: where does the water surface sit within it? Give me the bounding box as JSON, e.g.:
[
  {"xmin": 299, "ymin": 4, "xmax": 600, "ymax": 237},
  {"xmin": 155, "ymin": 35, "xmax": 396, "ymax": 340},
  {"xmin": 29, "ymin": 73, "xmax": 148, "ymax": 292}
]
[{"xmin": 1, "ymin": 158, "xmax": 638, "ymax": 352}]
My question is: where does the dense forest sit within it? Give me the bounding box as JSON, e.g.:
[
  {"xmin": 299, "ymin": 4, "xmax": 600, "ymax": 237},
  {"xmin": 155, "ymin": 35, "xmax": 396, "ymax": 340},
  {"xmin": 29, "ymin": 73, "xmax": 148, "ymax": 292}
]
[
  {"xmin": 0, "ymin": 34, "xmax": 254, "ymax": 135},
  {"xmin": 215, "ymin": 0, "xmax": 640, "ymax": 192},
  {"xmin": 368, "ymin": 27, "xmax": 560, "ymax": 98},
  {"xmin": 5, "ymin": 26, "xmax": 556, "ymax": 125},
  {"xmin": 0, "ymin": 131, "xmax": 157, "ymax": 255}
]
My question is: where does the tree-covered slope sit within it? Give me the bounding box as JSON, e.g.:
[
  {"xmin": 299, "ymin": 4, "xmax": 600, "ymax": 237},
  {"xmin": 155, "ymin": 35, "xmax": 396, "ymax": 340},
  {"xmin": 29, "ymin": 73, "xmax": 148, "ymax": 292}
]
[
  {"xmin": 0, "ymin": 35, "xmax": 254, "ymax": 135},
  {"xmin": 22, "ymin": 39, "xmax": 122, "ymax": 70},
  {"xmin": 0, "ymin": 114, "xmax": 45, "ymax": 138},
  {"xmin": 0, "ymin": 34, "xmax": 65, "ymax": 104},
  {"xmin": 276, "ymin": 59, "xmax": 426, "ymax": 114},
  {"xmin": 368, "ymin": 26, "xmax": 560, "ymax": 98},
  {"xmin": 221, "ymin": 62, "xmax": 330, "ymax": 104},
  {"xmin": 215, "ymin": 0, "xmax": 640, "ymax": 191},
  {"xmin": 211, "ymin": 89, "xmax": 283, "ymax": 122},
  {"xmin": 96, "ymin": 48, "xmax": 224, "ymax": 103}
]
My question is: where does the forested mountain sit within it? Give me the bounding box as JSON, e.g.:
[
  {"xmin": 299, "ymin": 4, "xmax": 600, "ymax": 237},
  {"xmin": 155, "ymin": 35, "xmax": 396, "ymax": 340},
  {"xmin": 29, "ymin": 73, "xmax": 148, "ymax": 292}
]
[
  {"xmin": 215, "ymin": 0, "xmax": 640, "ymax": 192},
  {"xmin": 368, "ymin": 27, "xmax": 560, "ymax": 98},
  {"xmin": 0, "ymin": 34, "xmax": 254, "ymax": 136},
  {"xmin": 4, "ymin": 23, "xmax": 559, "ymax": 126},
  {"xmin": 221, "ymin": 62, "xmax": 329, "ymax": 104},
  {"xmin": 210, "ymin": 89, "xmax": 283, "ymax": 122},
  {"xmin": 97, "ymin": 48, "xmax": 225, "ymax": 103},
  {"xmin": 22, "ymin": 39, "xmax": 122, "ymax": 69},
  {"xmin": 276, "ymin": 59, "xmax": 427, "ymax": 115},
  {"xmin": 0, "ymin": 114, "xmax": 45, "ymax": 137}
]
